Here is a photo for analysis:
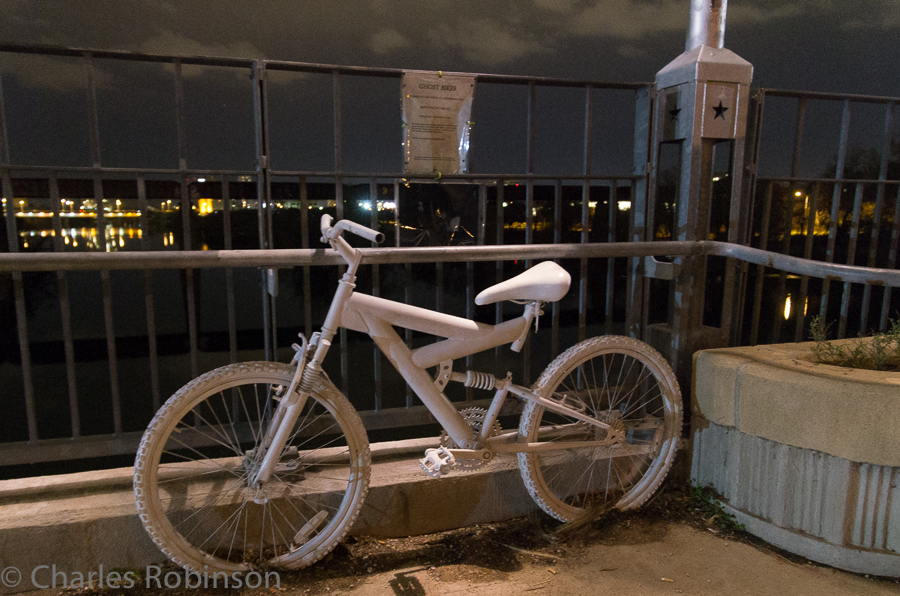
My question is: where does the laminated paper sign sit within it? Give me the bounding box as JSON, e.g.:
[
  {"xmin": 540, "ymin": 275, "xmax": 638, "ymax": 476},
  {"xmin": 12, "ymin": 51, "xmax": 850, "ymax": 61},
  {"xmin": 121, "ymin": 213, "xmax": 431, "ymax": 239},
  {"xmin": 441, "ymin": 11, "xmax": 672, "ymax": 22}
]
[{"xmin": 402, "ymin": 71, "xmax": 475, "ymax": 175}]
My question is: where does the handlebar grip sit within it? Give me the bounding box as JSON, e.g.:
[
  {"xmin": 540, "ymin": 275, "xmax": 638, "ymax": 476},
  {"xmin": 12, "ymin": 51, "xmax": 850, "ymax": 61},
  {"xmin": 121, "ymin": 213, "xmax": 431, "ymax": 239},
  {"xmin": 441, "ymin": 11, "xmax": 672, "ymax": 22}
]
[
  {"xmin": 321, "ymin": 215, "xmax": 384, "ymax": 244},
  {"xmin": 320, "ymin": 213, "xmax": 333, "ymax": 233}
]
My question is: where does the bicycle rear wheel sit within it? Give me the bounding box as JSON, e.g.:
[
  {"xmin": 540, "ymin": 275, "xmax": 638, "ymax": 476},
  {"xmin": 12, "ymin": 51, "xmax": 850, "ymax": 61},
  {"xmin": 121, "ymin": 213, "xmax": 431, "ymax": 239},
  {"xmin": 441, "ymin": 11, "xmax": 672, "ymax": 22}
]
[
  {"xmin": 134, "ymin": 361, "xmax": 370, "ymax": 574},
  {"xmin": 517, "ymin": 336, "xmax": 682, "ymax": 521}
]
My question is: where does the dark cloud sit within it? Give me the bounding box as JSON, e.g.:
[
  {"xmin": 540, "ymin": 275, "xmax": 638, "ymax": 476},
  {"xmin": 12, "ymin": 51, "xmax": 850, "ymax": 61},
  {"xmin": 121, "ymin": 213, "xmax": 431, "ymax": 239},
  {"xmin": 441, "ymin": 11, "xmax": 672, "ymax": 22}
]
[{"xmin": 1, "ymin": 1, "xmax": 899, "ymax": 94}]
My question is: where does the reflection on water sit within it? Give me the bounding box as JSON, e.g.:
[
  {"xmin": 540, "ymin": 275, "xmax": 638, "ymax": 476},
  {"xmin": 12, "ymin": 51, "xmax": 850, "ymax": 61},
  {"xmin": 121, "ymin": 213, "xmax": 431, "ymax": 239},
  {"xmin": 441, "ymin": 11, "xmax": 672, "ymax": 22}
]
[{"xmin": 18, "ymin": 225, "xmax": 158, "ymax": 251}]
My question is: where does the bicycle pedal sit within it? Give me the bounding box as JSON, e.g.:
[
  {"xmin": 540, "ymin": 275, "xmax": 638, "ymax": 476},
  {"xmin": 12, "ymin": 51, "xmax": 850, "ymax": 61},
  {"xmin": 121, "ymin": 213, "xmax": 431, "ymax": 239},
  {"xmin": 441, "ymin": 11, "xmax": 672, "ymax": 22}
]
[{"xmin": 419, "ymin": 447, "xmax": 455, "ymax": 478}]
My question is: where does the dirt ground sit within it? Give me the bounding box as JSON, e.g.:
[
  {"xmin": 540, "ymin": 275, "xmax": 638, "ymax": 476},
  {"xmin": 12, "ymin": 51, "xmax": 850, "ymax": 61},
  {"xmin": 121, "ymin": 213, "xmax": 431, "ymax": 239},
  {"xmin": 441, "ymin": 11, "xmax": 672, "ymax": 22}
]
[{"xmin": 27, "ymin": 482, "xmax": 900, "ymax": 596}]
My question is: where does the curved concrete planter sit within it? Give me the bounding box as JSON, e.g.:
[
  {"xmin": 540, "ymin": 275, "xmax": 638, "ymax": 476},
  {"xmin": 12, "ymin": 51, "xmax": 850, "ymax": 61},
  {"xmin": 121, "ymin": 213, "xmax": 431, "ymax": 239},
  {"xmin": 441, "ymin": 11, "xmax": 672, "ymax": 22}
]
[{"xmin": 690, "ymin": 341, "xmax": 900, "ymax": 577}]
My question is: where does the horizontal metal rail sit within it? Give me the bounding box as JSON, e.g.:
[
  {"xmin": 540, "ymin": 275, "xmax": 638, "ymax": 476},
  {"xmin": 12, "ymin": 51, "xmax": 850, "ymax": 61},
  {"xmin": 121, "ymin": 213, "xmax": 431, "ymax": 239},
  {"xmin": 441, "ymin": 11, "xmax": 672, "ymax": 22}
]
[
  {"xmin": 758, "ymin": 88, "xmax": 900, "ymax": 105},
  {"xmin": 0, "ymin": 43, "xmax": 650, "ymax": 90},
  {"xmin": 2, "ymin": 242, "xmax": 897, "ymax": 288}
]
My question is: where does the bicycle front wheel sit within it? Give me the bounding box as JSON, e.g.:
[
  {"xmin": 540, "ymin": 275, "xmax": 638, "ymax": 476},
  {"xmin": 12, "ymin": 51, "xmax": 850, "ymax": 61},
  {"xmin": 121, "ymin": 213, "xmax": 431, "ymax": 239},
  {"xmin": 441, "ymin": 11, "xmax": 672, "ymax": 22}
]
[
  {"xmin": 518, "ymin": 336, "xmax": 682, "ymax": 521},
  {"xmin": 134, "ymin": 362, "xmax": 370, "ymax": 574}
]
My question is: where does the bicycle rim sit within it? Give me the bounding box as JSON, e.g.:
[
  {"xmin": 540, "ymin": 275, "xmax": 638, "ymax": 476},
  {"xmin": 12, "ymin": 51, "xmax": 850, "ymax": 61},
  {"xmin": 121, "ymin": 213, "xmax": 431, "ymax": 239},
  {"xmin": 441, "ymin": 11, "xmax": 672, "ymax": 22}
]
[
  {"xmin": 518, "ymin": 336, "xmax": 682, "ymax": 521},
  {"xmin": 134, "ymin": 362, "xmax": 370, "ymax": 574}
]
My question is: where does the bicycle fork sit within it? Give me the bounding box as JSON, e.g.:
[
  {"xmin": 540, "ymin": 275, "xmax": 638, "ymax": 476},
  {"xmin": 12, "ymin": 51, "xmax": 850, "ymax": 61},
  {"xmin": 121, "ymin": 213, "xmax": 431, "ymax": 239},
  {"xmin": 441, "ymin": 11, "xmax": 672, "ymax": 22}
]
[{"xmin": 251, "ymin": 250, "xmax": 359, "ymax": 487}]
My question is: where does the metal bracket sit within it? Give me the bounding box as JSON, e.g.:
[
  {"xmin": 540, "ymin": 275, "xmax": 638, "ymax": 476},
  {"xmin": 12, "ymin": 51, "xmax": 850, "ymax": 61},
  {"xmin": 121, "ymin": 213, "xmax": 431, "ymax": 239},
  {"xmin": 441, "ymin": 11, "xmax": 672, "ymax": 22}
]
[
  {"xmin": 643, "ymin": 256, "xmax": 681, "ymax": 280},
  {"xmin": 433, "ymin": 360, "xmax": 453, "ymax": 390},
  {"xmin": 266, "ymin": 268, "xmax": 278, "ymax": 296}
]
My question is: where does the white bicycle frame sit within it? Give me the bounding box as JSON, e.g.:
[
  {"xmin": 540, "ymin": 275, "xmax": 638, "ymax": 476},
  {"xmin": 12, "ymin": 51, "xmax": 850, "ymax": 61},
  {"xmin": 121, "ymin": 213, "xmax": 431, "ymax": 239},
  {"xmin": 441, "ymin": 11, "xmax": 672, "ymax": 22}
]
[{"xmin": 251, "ymin": 216, "xmax": 613, "ymax": 485}]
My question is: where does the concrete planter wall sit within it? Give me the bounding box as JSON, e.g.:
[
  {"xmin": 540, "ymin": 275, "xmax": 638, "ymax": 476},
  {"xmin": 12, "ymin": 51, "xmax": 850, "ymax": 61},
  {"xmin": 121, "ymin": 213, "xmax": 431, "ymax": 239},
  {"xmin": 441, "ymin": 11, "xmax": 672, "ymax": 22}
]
[{"xmin": 690, "ymin": 341, "xmax": 900, "ymax": 577}]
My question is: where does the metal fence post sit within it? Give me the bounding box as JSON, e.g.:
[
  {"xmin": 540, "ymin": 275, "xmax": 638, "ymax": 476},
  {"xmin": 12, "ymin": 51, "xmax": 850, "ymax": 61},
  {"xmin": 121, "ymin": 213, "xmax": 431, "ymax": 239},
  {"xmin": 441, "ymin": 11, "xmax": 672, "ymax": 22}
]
[{"xmin": 651, "ymin": 0, "xmax": 753, "ymax": 385}]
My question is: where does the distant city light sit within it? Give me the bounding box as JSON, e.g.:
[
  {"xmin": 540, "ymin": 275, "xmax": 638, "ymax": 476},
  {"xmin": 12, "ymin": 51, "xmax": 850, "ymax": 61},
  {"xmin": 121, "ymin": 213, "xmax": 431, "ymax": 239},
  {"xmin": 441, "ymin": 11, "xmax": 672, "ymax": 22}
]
[
  {"xmin": 197, "ymin": 178, "xmax": 206, "ymax": 183},
  {"xmin": 617, "ymin": 201, "xmax": 632, "ymax": 211}
]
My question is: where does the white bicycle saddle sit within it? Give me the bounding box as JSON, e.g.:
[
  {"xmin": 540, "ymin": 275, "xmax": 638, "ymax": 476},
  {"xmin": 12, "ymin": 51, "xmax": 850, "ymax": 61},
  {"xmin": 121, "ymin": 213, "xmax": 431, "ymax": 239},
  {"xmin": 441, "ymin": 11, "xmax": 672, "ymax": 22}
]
[{"xmin": 474, "ymin": 261, "xmax": 571, "ymax": 306}]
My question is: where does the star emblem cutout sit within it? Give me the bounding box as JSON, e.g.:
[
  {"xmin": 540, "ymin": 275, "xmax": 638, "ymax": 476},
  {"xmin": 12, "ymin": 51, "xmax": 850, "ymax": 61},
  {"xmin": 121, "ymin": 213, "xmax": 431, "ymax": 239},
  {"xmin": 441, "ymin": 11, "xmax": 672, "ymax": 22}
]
[
  {"xmin": 712, "ymin": 101, "xmax": 729, "ymax": 120},
  {"xmin": 669, "ymin": 107, "xmax": 681, "ymax": 121}
]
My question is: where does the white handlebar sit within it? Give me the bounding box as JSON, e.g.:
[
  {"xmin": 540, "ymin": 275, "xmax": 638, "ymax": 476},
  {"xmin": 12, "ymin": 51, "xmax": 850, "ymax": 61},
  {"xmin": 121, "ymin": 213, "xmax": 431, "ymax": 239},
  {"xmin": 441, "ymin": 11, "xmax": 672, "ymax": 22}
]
[{"xmin": 320, "ymin": 214, "xmax": 384, "ymax": 244}]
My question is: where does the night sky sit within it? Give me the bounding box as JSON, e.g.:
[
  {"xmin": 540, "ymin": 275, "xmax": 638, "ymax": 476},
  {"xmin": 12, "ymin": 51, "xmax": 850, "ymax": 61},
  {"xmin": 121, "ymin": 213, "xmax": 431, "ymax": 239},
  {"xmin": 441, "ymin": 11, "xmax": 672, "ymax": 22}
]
[
  {"xmin": 1, "ymin": 1, "xmax": 900, "ymax": 177},
  {"xmin": 3, "ymin": 1, "xmax": 899, "ymax": 94}
]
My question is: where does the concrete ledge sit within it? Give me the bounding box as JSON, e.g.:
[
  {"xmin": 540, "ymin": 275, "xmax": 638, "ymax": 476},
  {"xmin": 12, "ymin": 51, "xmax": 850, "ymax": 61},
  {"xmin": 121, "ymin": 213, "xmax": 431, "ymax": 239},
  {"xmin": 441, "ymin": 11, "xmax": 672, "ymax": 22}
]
[
  {"xmin": 693, "ymin": 341, "xmax": 900, "ymax": 467},
  {"xmin": 724, "ymin": 503, "xmax": 900, "ymax": 578},
  {"xmin": 0, "ymin": 438, "xmax": 537, "ymax": 594},
  {"xmin": 692, "ymin": 422, "xmax": 900, "ymax": 578},
  {"xmin": 692, "ymin": 343, "xmax": 900, "ymax": 578}
]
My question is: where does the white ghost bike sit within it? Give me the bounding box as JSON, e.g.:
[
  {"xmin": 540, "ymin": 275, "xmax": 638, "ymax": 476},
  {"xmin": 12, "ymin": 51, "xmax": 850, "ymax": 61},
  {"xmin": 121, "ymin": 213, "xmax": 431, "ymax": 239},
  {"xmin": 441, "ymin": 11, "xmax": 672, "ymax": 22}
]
[{"xmin": 134, "ymin": 214, "xmax": 682, "ymax": 575}]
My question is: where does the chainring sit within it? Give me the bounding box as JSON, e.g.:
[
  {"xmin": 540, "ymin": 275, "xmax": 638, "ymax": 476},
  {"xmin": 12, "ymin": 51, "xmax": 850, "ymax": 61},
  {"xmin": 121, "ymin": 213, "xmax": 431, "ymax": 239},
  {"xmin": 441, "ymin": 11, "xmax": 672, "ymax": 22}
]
[{"xmin": 439, "ymin": 407, "xmax": 501, "ymax": 470}]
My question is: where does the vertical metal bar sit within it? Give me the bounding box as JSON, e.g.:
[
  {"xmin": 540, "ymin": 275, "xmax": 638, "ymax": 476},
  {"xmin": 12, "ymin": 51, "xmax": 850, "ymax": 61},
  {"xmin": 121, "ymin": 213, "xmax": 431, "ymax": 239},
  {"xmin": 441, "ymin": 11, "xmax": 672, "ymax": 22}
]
[
  {"xmin": 466, "ymin": 246, "xmax": 475, "ymax": 403},
  {"xmin": 838, "ymin": 182, "xmax": 864, "ymax": 338},
  {"xmin": 436, "ymin": 261, "xmax": 444, "ymax": 313},
  {"xmin": 0, "ymin": 74, "xmax": 35, "ymax": 442},
  {"xmin": 1, "ymin": 60, "xmax": 15, "ymax": 253},
  {"xmin": 173, "ymin": 59, "xmax": 188, "ymax": 171},
  {"xmin": 370, "ymin": 177, "xmax": 382, "ymax": 410},
  {"xmin": 333, "ymin": 70, "xmax": 349, "ymax": 396},
  {"xmin": 477, "ymin": 183, "xmax": 487, "ymax": 245},
  {"xmin": 749, "ymin": 181, "xmax": 774, "ymax": 345},
  {"xmin": 86, "ymin": 51, "xmax": 122, "ymax": 428},
  {"xmin": 772, "ymin": 188, "xmax": 794, "ymax": 341},
  {"xmin": 394, "ymin": 180, "xmax": 401, "ymax": 247},
  {"xmin": 2, "ymin": 170, "xmax": 15, "ymax": 253},
  {"xmin": 604, "ymin": 180, "xmax": 618, "ymax": 335},
  {"xmin": 521, "ymin": 83, "xmax": 534, "ymax": 385},
  {"xmin": 819, "ymin": 98, "xmax": 852, "ymax": 323},
  {"xmin": 861, "ymin": 101, "xmax": 894, "ymax": 330},
  {"xmin": 730, "ymin": 90, "xmax": 765, "ymax": 347},
  {"xmin": 525, "ymin": 180, "xmax": 534, "ymax": 249},
  {"xmin": 583, "ymin": 85, "xmax": 593, "ymax": 177},
  {"xmin": 404, "ymin": 260, "xmax": 414, "ymax": 408},
  {"xmin": 252, "ymin": 60, "xmax": 276, "ymax": 362},
  {"xmin": 300, "ymin": 176, "xmax": 313, "ymax": 337},
  {"xmin": 579, "ymin": 85, "xmax": 593, "ymax": 344},
  {"xmin": 578, "ymin": 179, "xmax": 589, "ymax": 343},
  {"xmin": 523, "ymin": 181, "xmax": 533, "ymax": 384},
  {"xmin": 85, "ymin": 54, "xmax": 108, "ymax": 253},
  {"xmin": 137, "ymin": 176, "xmax": 161, "ymax": 411},
  {"xmin": 790, "ymin": 98, "xmax": 807, "ymax": 179},
  {"xmin": 469, "ymin": 183, "xmax": 487, "ymax": 399},
  {"xmin": 0, "ymin": 61, "xmax": 9, "ymax": 167},
  {"xmin": 526, "ymin": 81, "xmax": 536, "ymax": 175},
  {"xmin": 880, "ymin": 185, "xmax": 900, "ymax": 329},
  {"xmin": 222, "ymin": 176, "xmax": 238, "ymax": 365},
  {"xmin": 552, "ymin": 179, "xmax": 562, "ymax": 358},
  {"xmin": 84, "ymin": 54, "xmax": 102, "ymax": 169},
  {"xmin": 12, "ymin": 270, "xmax": 37, "ymax": 441},
  {"xmin": 494, "ymin": 181, "xmax": 505, "ymax": 363},
  {"xmin": 50, "ymin": 175, "xmax": 80, "ymax": 437},
  {"xmin": 495, "ymin": 180, "xmax": 505, "ymax": 324},
  {"xmin": 174, "ymin": 59, "xmax": 199, "ymax": 376},
  {"xmin": 794, "ymin": 183, "xmax": 819, "ymax": 342},
  {"xmin": 627, "ymin": 86, "xmax": 653, "ymax": 340},
  {"xmin": 100, "ymin": 270, "xmax": 122, "ymax": 435}
]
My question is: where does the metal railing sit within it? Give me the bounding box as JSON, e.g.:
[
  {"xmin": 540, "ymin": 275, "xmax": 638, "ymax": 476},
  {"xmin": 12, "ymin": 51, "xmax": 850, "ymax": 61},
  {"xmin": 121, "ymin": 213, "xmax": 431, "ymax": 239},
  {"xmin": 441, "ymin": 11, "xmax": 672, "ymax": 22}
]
[
  {"xmin": 744, "ymin": 89, "xmax": 900, "ymax": 344},
  {"xmin": 2, "ymin": 241, "xmax": 899, "ymax": 466},
  {"xmin": 3, "ymin": 45, "xmax": 900, "ymax": 472}
]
